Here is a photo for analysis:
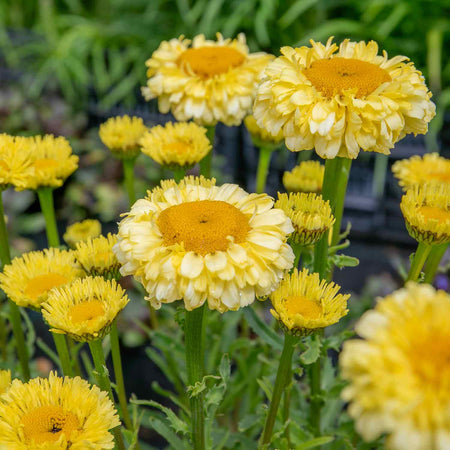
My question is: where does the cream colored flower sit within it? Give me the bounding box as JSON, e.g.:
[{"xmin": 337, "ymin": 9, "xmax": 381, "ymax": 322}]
[
  {"xmin": 63, "ymin": 219, "xmax": 102, "ymax": 248},
  {"xmin": 340, "ymin": 283, "xmax": 450, "ymax": 449},
  {"xmin": 114, "ymin": 176, "xmax": 294, "ymax": 312},
  {"xmin": 0, "ymin": 372, "xmax": 120, "ymax": 449},
  {"xmin": 392, "ymin": 153, "xmax": 450, "ymax": 191},
  {"xmin": 142, "ymin": 33, "xmax": 273, "ymax": 126},
  {"xmin": 140, "ymin": 121, "xmax": 211, "ymax": 169},
  {"xmin": 270, "ymin": 268, "xmax": 349, "ymax": 335},
  {"xmin": 254, "ymin": 38, "xmax": 435, "ymax": 159},
  {"xmin": 283, "ymin": 161, "xmax": 324, "ymax": 193}
]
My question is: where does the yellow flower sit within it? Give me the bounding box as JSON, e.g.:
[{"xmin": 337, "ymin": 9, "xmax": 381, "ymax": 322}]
[
  {"xmin": 270, "ymin": 268, "xmax": 349, "ymax": 335},
  {"xmin": 0, "ymin": 135, "xmax": 34, "ymax": 190},
  {"xmin": 283, "ymin": 161, "xmax": 325, "ymax": 193},
  {"xmin": 99, "ymin": 115, "xmax": 148, "ymax": 158},
  {"xmin": 254, "ymin": 38, "xmax": 435, "ymax": 159},
  {"xmin": 275, "ymin": 192, "xmax": 335, "ymax": 245},
  {"xmin": 21, "ymin": 135, "xmax": 78, "ymax": 190},
  {"xmin": 244, "ymin": 114, "xmax": 284, "ymax": 148},
  {"xmin": 140, "ymin": 121, "xmax": 211, "ymax": 169},
  {"xmin": 0, "ymin": 371, "xmax": 120, "ymax": 449},
  {"xmin": 0, "ymin": 370, "xmax": 11, "ymax": 395},
  {"xmin": 75, "ymin": 234, "xmax": 121, "ymax": 279},
  {"xmin": 400, "ymin": 183, "xmax": 450, "ymax": 245},
  {"xmin": 63, "ymin": 219, "xmax": 102, "ymax": 248},
  {"xmin": 142, "ymin": 33, "xmax": 273, "ymax": 126},
  {"xmin": 114, "ymin": 176, "xmax": 294, "ymax": 312},
  {"xmin": 42, "ymin": 276, "xmax": 129, "ymax": 342},
  {"xmin": 340, "ymin": 283, "xmax": 450, "ymax": 449},
  {"xmin": 392, "ymin": 152, "xmax": 450, "ymax": 191},
  {"xmin": 0, "ymin": 248, "xmax": 83, "ymax": 309}
]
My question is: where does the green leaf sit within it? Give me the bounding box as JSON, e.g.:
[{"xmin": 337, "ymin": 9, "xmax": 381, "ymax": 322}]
[
  {"xmin": 300, "ymin": 334, "xmax": 322, "ymax": 365},
  {"xmin": 243, "ymin": 307, "xmax": 283, "ymax": 351},
  {"xmin": 257, "ymin": 376, "xmax": 274, "ymax": 401},
  {"xmin": 278, "ymin": 0, "xmax": 318, "ymax": 29},
  {"xmin": 148, "ymin": 416, "xmax": 188, "ymax": 450},
  {"xmin": 295, "ymin": 436, "xmax": 335, "ymax": 449},
  {"xmin": 330, "ymin": 254, "xmax": 359, "ymax": 269}
]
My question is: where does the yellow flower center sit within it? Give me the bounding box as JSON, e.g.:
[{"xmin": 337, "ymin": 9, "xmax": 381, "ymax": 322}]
[
  {"xmin": 34, "ymin": 158, "xmax": 59, "ymax": 171},
  {"xmin": 178, "ymin": 46, "xmax": 246, "ymax": 78},
  {"xmin": 426, "ymin": 171, "xmax": 450, "ymax": 183},
  {"xmin": 284, "ymin": 295, "xmax": 323, "ymax": 319},
  {"xmin": 157, "ymin": 200, "xmax": 250, "ymax": 255},
  {"xmin": 24, "ymin": 273, "xmax": 69, "ymax": 300},
  {"xmin": 303, "ymin": 57, "xmax": 392, "ymax": 98},
  {"xmin": 21, "ymin": 405, "xmax": 79, "ymax": 444},
  {"xmin": 0, "ymin": 160, "xmax": 9, "ymax": 171},
  {"xmin": 418, "ymin": 205, "xmax": 450, "ymax": 224},
  {"xmin": 69, "ymin": 300, "xmax": 105, "ymax": 324},
  {"xmin": 163, "ymin": 141, "xmax": 193, "ymax": 155}
]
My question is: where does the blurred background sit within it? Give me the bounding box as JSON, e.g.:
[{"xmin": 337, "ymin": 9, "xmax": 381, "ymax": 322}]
[{"xmin": 0, "ymin": 2, "xmax": 449, "ymax": 440}]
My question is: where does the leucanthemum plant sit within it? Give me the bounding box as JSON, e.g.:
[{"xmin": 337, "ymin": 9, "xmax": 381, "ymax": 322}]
[{"xmin": 283, "ymin": 161, "xmax": 325, "ymax": 193}]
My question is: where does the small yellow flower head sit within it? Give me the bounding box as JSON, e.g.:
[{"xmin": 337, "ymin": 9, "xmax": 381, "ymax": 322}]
[
  {"xmin": 283, "ymin": 161, "xmax": 324, "ymax": 193},
  {"xmin": 140, "ymin": 121, "xmax": 211, "ymax": 169},
  {"xmin": 142, "ymin": 33, "xmax": 273, "ymax": 126},
  {"xmin": 275, "ymin": 192, "xmax": 335, "ymax": 245},
  {"xmin": 0, "ymin": 134, "xmax": 34, "ymax": 191},
  {"xmin": 270, "ymin": 268, "xmax": 349, "ymax": 335},
  {"xmin": 22, "ymin": 135, "xmax": 78, "ymax": 190},
  {"xmin": 0, "ymin": 370, "xmax": 11, "ymax": 395},
  {"xmin": 340, "ymin": 283, "xmax": 450, "ymax": 449},
  {"xmin": 254, "ymin": 38, "xmax": 435, "ymax": 159},
  {"xmin": 114, "ymin": 176, "xmax": 294, "ymax": 312},
  {"xmin": 392, "ymin": 152, "xmax": 450, "ymax": 191},
  {"xmin": 400, "ymin": 183, "xmax": 450, "ymax": 245},
  {"xmin": 75, "ymin": 233, "xmax": 121, "ymax": 279},
  {"xmin": 42, "ymin": 276, "xmax": 129, "ymax": 342},
  {"xmin": 0, "ymin": 372, "xmax": 120, "ymax": 448},
  {"xmin": 63, "ymin": 219, "xmax": 102, "ymax": 248},
  {"xmin": 99, "ymin": 115, "xmax": 148, "ymax": 159},
  {"xmin": 244, "ymin": 114, "xmax": 284, "ymax": 148},
  {"xmin": 0, "ymin": 248, "xmax": 83, "ymax": 310}
]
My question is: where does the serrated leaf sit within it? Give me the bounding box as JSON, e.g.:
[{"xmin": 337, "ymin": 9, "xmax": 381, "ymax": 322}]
[
  {"xmin": 300, "ymin": 334, "xmax": 322, "ymax": 365},
  {"xmin": 243, "ymin": 307, "xmax": 283, "ymax": 350}
]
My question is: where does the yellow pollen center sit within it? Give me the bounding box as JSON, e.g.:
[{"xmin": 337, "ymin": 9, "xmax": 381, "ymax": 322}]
[
  {"xmin": 178, "ymin": 46, "xmax": 246, "ymax": 78},
  {"xmin": 69, "ymin": 300, "xmax": 105, "ymax": 324},
  {"xmin": 0, "ymin": 160, "xmax": 8, "ymax": 171},
  {"xmin": 418, "ymin": 205, "xmax": 450, "ymax": 224},
  {"xmin": 21, "ymin": 405, "xmax": 79, "ymax": 444},
  {"xmin": 284, "ymin": 295, "xmax": 323, "ymax": 319},
  {"xmin": 426, "ymin": 171, "xmax": 450, "ymax": 183},
  {"xmin": 303, "ymin": 57, "xmax": 392, "ymax": 98},
  {"xmin": 24, "ymin": 273, "xmax": 69, "ymax": 300},
  {"xmin": 157, "ymin": 200, "xmax": 250, "ymax": 255},
  {"xmin": 34, "ymin": 158, "xmax": 59, "ymax": 171},
  {"xmin": 163, "ymin": 141, "xmax": 193, "ymax": 155}
]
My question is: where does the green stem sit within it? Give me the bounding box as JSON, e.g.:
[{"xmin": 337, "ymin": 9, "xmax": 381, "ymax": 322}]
[
  {"xmin": 255, "ymin": 146, "xmax": 273, "ymax": 194},
  {"xmin": 199, "ymin": 126, "xmax": 215, "ymax": 178},
  {"xmin": 53, "ymin": 333, "xmax": 73, "ymax": 376},
  {"xmin": 407, "ymin": 241, "xmax": 432, "ymax": 282},
  {"xmin": 372, "ymin": 154, "xmax": 388, "ymax": 199},
  {"xmin": 426, "ymin": 28, "xmax": 443, "ymax": 94},
  {"xmin": 172, "ymin": 166, "xmax": 186, "ymax": 183},
  {"xmin": 313, "ymin": 157, "xmax": 352, "ymax": 279},
  {"xmin": 424, "ymin": 243, "xmax": 448, "ymax": 284},
  {"xmin": 185, "ymin": 304, "xmax": 206, "ymax": 450},
  {"xmin": 67, "ymin": 337, "xmax": 82, "ymax": 377},
  {"xmin": 89, "ymin": 338, "xmax": 125, "ymax": 450},
  {"xmin": 0, "ymin": 192, "xmax": 30, "ymax": 380},
  {"xmin": 309, "ymin": 334, "xmax": 322, "ymax": 436},
  {"xmin": 290, "ymin": 241, "xmax": 303, "ymax": 271},
  {"xmin": 110, "ymin": 321, "xmax": 133, "ymax": 431},
  {"xmin": 122, "ymin": 157, "xmax": 137, "ymax": 207},
  {"xmin": 37, "ymin": 186, "xmax": 60, "ymax": 247},
  {"xmin": 260, "ymin": 333, "xmax": 298, "ymax": 447},
  {"xmin": 282, "ymin": 363, "xmax": 293, "ymax": 447}
]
